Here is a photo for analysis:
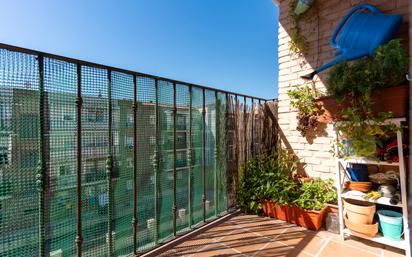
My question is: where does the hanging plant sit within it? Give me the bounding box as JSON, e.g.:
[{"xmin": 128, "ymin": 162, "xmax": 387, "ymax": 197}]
[
  {"xmin": 288, "ymin": 84, "xmax": 323, "ymax": 137},
  {"xmin": 288, "ymin": 0, "xmax": 312, "ymax": 54}
]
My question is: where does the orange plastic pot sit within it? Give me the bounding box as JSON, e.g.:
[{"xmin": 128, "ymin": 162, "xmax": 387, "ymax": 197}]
[
  {"xmin": 316, "ymin": 85, "xmax": 408, "ymax": 123},
  {"xmin": 273, "ymin": 204, "xmax": 291, "ymax": 222},
  {"xmin": 263, "ymin": 200, "xmax": 275, "ymax": 218},
  {"xmin": 294, "ymin": 205, "xmax": 327, "ymax": 231}
]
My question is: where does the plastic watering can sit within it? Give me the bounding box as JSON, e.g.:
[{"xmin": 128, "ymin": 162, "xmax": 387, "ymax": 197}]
[{"xmin": 301, "ymin": 4, "xmax": 402, "ymax": 79}]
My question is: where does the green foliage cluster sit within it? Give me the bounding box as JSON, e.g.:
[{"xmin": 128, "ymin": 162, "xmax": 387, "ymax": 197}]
[
  {"xmin": 294, "ymin": 178, "xmax": 337, "ymax": 211},
  {"xmin": 237, "ymin": 150, "xmax": 298, "ymax": 214},
  {"xmin": 327, "ymin": 39, "xmax": 408, "ymax": 101},
  {"xmin": 288, "ymin": 0, "xmax": 310, "ymax": 54},
  {"xmin": 326, "ymin": 39, "xmax": 408, "ymax": 158},
  {"xmin": 237, "ymin": 150, "xmax": 337, "ymax": 214},
  {"xmin": 288, "ymin": 84, "xmax": 322, "ymax": 136}
]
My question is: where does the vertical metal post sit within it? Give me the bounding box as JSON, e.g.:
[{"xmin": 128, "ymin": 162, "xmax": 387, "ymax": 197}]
[
  {"xmin": 132, "ymin": 75, "xmax": 138, "ymax": 256},
  {"xmin": 243, "ymin": 96, "xmax": 247, "ymax": 169},
  {"xmin": 106, "ymin": 70, "xmax": 114, "ymax": 257},
  {"xmin": 172, "ymin": 83, "xmax": 177, "ymax": 236},
  {"xmin": 187, "ymin": 86, "xmax": 193, "ymax": 228},
  {"xmin": 251, "ymin": 98, "xmax": 254, "ymax": 159},
  {"xmin": 258, "ymin": 99, "xmax": 261, "ymax": 157},
  {"xmin": 153, "ymin": 79, "xmax": 159, "ymax": 243},
  {"xmin": 202, "ymin": 88, "xmax": 206, "ymax": 222},
  {"xmin": 36, "ymin": 55, "xmax": 46, "ymax": 257},
  {"xmin": 75, "ymin": 63, "xmax": 83, "ymax": 257},
  {"xmin": 214, "ymin": 91, "xmax": 218, "ymax": 217}
]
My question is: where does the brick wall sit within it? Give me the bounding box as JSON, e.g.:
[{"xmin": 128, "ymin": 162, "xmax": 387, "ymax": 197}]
[{"xmin": 277, "ymin": 0, "xmax": 410, "ymax": 179}]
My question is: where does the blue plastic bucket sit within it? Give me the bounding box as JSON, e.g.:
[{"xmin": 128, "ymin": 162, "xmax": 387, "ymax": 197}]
[
  {"xmin": 377, "ymin": 210, "xmax": 403, "ymax": 241},
  {"xmin": 347, "ymin": 164, "xmax": 369, "ymax": 182}
]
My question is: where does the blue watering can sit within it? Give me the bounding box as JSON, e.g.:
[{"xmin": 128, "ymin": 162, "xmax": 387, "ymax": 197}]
[{"xmin": 301, "ymin": 4, "xmax": 403, "ymax": 79}]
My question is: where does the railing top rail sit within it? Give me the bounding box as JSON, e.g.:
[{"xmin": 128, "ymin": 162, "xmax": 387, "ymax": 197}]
[{"xmin": 0, "ymin": 42, "xmax": 274, "ymax": 102}]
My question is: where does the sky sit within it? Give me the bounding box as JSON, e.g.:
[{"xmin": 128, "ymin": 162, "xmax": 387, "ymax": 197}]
[{"xmin": 0, "ymin": 0, "xmax": 278, "ymax": 99}]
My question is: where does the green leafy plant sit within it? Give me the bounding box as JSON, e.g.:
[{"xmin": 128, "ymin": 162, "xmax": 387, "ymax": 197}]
[
  {"xmin": 288, "ymin": 0, "xmax": 311, "ymax": 54},
  {"xmin": 237, "ymin": 150, "xmax": 298, "ymax": 214},
  {"xmin": 294, "ymin": 178, "xmax": 337, "ymax": 211},
  {"xmin": 327, "ymin": 39, "xmax": 408, "ymax": 101},
  {"xmin": 288, "ymin": 84, "xmax": 323, "ymax": 136},
  {"xmin": 335, "ymin": 109, "xmax": 400, "ymax": 158},
  {"xmin": 327, "ymin": 39, "xmax": 408, "ymax": 158}
]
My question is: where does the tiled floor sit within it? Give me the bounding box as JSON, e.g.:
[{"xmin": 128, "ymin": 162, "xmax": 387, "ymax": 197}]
[{"xmin": 155, "ymin": 213, "xmax": 405, "ymax": 257}]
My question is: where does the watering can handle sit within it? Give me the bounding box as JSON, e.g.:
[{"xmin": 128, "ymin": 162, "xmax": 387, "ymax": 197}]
[{"xmin": 330, "ymin": 4, "xmax": 382, "ymax": 49}]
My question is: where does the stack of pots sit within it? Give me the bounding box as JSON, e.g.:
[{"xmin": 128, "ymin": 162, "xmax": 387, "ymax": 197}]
[{"xmin": 344, "ymin": 199, "xmax": 378, "ymax": 237}]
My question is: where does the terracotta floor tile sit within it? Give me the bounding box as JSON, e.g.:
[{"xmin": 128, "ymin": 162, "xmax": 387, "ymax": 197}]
[
  {"xmin": 286, "ymin": 234, "xmax": 328, "ymax": 256},
  {"xmin": 218, "ymin": 229, "xmax": 271, "ymax": 254},
  {"xmin": 318, "ymin": 240, "xmax": 379, "ymax": 257},
  {"xmin": 151, "ymin": 214, "xmax": 407, "ymax": 257},
  {"xmin": 254, "ymin": 241, "xmax": 295, "ymax": 257},
  {"xmin": 274, "ymin": 227, "xmax": 308, "ymax": 247}
]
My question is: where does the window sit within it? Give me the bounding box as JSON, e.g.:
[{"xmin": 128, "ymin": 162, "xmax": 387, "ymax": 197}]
[
  {"xmin": 0, "ymin": 103, "xmax": 10, "ymax": 129},
  {"xmin": 21, "ymin": 151, "xmax": 38, "ymax": 168},
  {"xmin": 124, "ymin": 136, "xmax": 133, "ymax": 149},
  {"xmin": 0, "ymin": 147, "xmax": 8, "ymax": 166},
  {"xmin": 63, "ymin": 114, "xmax": 74, "ymax": 122},
  {"xmin": 149, "ymin": 115, "xmax": 155, "ymax": 125},
  {"xmin": 126, "ymin": 113, "xmax": 133, "ymax": 128},
  {"xmin": 87, "ymin": 108, "xmax": 105, "ymax": 123},
  {"xmin": 19, "ymin": 114, "xmax": 39, "ymax": 139},
  {"xmin": 59, "ymin": 165, "xmax": 71, "ymax": 176}
]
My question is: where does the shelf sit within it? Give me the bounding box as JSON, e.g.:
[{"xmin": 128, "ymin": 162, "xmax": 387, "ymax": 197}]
[
  {"xmin": 343, "ymin": 228, "xmax": 406, "ymax": 250},
  {"xmin": 338, "ymin": 158, "xmax": 400, "ymax": 167},
  {"xmin": 341, "ymin": 190, "xmax": 402, "ymax": 208}
]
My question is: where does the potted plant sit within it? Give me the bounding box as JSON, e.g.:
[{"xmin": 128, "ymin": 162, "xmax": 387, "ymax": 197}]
[
  {"xmin": 319, "ymin": 39, "xmax": 409, "ymax": 121},
  {"xmin": 237, "ymin": 151, "xmax": 297, "ymax": 215},
  {"xmin": 293, "ymin": 178, "xmax": 337, "ymax": 230}
]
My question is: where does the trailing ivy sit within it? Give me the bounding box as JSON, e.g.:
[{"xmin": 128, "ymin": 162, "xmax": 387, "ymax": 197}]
[{"xmin": 288, "ymin": 0, "xmax": 311, "ymax": 54}]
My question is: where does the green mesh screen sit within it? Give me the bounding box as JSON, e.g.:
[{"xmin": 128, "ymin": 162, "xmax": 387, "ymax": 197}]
[
  {"xmin": 0, "ymin": 45, "xmax": 273, "ymax": 256},
  {"xmin": 216, "ymin": 92, "xmax": 228, "ymax": 214},
  {"xmin": 204, "ymin": 90, "xmax": 216, "ymax": 220},
  {"xmin": 80, "ymin": 66, "xmax": 109, "ymax": 257},
  {"xmin": 190, "ymin": 88, "xmax": 203, "ymax": 226},
  {"xmin": 44, "ymin": 58, "xmax": 77, "ymax": 257},
  {"xmin": 0, "ymin": 49, "xmax": 40, "ymax": 257},
  {"xmin": 175, "ymin": 84, "xmax": 190, "ymax": 234},
  {"xmin": 136, "ymin": 76, "xmax": 156, "ymax": 251},
  {"xmin": 157, "ymin": 80, "xmax": 173, "ymax": 241},
  {"xmin": 111, "ymin": 71, "xmax": 134, "ymax": 256}
]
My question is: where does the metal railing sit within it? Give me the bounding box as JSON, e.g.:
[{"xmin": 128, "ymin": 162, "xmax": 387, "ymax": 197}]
[{"xmin": 0, "ymin": 43, "xmax": 277, "ymax": 257}]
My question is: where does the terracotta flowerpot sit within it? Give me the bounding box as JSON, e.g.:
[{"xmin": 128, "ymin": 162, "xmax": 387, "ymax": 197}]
[
  {"xmin": 371, "ymin": 85, "xmax": 409, "ymax": 118},
  {"xmin": 344, "ymin": 181, "xmax": 372, "ymax": 192},
  {"xmin": 263, "ymin": 200, "xmax": 275, "ymax": 218},
  {"xmin": 316, "ymin": 95, "xmax": 349, "ymax": 123},
  {"xmin": 293, "ymin": 205, "xmax": 327, "ymax": 231},
  {"xmin": 272, "ymin": 204, "xmax": 291, "ymax": 222},
  {"xmin": 316, "ymin": 85, "xmax": 409, "ymax": 123},
  {"xmin": 344, "ymin": 199, "xmax": 376, "ymax": 225},
  {"xmin": 344, "ymin": 216, "xmax": 378, "ymax": 238}
]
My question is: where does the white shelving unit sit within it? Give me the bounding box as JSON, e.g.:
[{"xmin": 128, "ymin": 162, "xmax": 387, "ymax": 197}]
[{"xmin": 335, "ymin": 118, "xmax": 411, "ymax": 256}]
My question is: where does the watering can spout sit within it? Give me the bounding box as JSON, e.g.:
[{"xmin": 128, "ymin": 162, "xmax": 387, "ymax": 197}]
[
  {"xmin": 301, "ymin": 50, "xmax": 366, "ymax": 80},
  {"xmin": 301, "ymin": 71, "xmax": 317, "ymax": 80}
]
